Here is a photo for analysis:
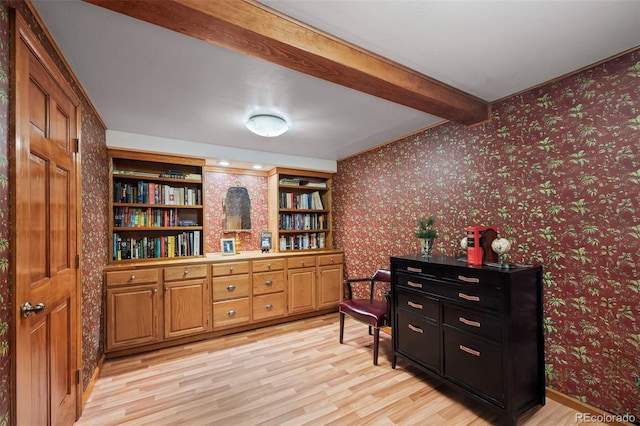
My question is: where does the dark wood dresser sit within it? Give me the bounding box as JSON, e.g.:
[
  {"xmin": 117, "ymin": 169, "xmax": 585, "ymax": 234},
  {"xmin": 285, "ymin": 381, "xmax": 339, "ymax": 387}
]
[{"xmin": 390, "ymin": 254, "xmax": 545, "ymax": 425}]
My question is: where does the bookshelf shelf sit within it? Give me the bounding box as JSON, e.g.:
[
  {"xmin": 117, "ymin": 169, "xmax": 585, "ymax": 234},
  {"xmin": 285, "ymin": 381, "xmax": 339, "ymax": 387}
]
[
  {"xmin": 109, "ymin": 149, "xmax": 205, "ymax": 262},
  {"xmin": 268, "ymin": 168, "xmax": 333, "ymax": 252}
]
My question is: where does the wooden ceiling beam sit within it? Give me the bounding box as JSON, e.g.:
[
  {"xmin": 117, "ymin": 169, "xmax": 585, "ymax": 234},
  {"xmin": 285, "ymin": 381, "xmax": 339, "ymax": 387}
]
[{"xmin": 85, "ymin": 0, "xmax": 490, "ymax": 126}]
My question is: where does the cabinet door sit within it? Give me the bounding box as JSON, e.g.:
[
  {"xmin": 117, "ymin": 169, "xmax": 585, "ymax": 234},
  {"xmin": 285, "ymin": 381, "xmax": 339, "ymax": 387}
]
[
  {"xmin": 317, "ymin": 264, "xmax": 343, "ymax": 309},
  {"xmin": 164, "ymin": 278, "xmax": 210, "ymax": 339},
  {"xmin": 106, "ymin": 284, "xmax": 160, "ymax": 350},
  {"xmin": 288, "ymin": 267, "xmax": 316, "ymax": 314}
]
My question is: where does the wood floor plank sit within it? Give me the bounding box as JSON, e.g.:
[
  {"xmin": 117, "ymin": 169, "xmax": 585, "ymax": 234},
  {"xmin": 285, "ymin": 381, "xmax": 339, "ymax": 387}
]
[{"xmin": 78, "ymin": 313, "xmax": 607, "ymax": 425}]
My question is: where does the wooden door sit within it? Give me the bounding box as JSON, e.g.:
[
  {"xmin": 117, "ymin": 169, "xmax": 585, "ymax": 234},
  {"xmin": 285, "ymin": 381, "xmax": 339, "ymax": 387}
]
[
  {"xmin": 11, "ymin": 12, "xmax": 81, "ymax": 425},
  {"xmin": 287, "ymin": 267, "xmax": 316, "ymax": 314}
]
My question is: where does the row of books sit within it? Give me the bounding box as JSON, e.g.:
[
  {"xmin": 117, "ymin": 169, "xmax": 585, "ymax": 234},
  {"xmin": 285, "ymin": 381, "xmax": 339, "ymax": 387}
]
[
  {"xmin": 279, "ymin": 232, "xmax": 326, "ymax": 251},
  {"xmin": 113, "ymin": 231, "xmax": 201, "ymax": 260},
  {"xmin": 113, "ymin": 207, "xmax": 199, "ymax": 228},
  {"xmin": 279, "ymin": 191, "xmax": 324, "ymax": 209},
  {"xmin": 279, "ymin": 213, "xmax": 327, "ymax": 231},
  {"xmin": 114, "ymin": 181, "xmax": 201, "ymax": 205},
  {"xmin": 113, "ymin": 170, "xmax": 202, "ymax": 181}
]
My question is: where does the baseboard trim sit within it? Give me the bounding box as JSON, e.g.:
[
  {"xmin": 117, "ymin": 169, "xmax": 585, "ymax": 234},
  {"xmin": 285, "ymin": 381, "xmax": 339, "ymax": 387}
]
[
  {"xmin": 82, "ymin": 355, "xmax": 105, "ymax": 408},
  {"xmin": 546, "ymin": 388, "xmax": 636, "ymax": 425}
]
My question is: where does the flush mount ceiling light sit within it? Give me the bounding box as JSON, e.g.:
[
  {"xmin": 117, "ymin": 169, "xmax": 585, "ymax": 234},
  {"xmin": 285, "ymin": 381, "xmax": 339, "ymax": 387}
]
[{"xmin": 246, "ymin": 114, "xmax": 289, "ymax": 137}]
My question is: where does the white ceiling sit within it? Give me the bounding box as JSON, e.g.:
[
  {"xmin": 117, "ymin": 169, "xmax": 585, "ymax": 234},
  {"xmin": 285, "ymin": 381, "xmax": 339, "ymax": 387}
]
[{"xmin": 32, "ymin": 0, "xmax": 640, "ymax": 171}]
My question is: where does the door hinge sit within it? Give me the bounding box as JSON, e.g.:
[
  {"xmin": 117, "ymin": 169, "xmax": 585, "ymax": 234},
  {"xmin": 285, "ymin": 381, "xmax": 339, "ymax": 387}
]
[
  {"xmin": 75, "ymin": 254, "xmax": 80, "ymax": 269},
  {"xmin": 76, "ymin": 369, "xmax": 81, "ymax": 385},
  {"xmin": 73, "ymin": 138, "xmax": 80, "ymax": 153}
]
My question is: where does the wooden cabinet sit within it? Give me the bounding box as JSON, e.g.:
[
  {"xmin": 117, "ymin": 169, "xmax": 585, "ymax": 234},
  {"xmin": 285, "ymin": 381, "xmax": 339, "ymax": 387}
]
[
  {"xmin": 390, "ymin": 254, "xmax": 544, "ymax": 425},
  {"xmin": 268, "ymin": 168, "xmax": 332, "ymax": 252},
  {"xmin": 212, "ymin": 261, "xmax": 251, "ymax": 329},
  {"xmin": 109, "ymin": 149, "xmax": 205, "ymax": 262},
  {"xmin": 252, "ymin": 258, "xmax": 286, "ymax": 322},
  {"xmin": 317, "ymin": 253, "xmax": 343, "ymax": 309},
  {"xmin": 287, "ymin": 256, "xmax": 317, "ymax": 314},
  {"xmin": 163, "ymin": 264, "xmax": 210, "ymax": 339},
  {"xmin": 105, "ymin": 268, "xmax": 161, "ymax": 351}
]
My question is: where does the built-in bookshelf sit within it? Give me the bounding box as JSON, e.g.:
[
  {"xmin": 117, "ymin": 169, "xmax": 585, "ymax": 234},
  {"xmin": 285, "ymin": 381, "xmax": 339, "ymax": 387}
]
[
  {"xmin": 268, "ymin": 168, "xmax": 332, "ymax": 252},
  {"xmin": 109, "ymin": 149, "xmax": 205, "ymax": 262}
]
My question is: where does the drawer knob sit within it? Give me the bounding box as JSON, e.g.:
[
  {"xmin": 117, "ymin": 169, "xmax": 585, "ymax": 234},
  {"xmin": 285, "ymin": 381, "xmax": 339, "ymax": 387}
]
[
  {"xmin": 407, "ymin": 301, "xmax": 423, "ymax": 310},
  {"xmin": 458, "ymin": 292, "xmax": 480, "ymax": 302},
  {"xmin": 301, "ymin": 261, "xmax": 305, "ymax": 266},
  {"xmin": 229, "ymin": 267, "xmax": 234, "ymax": 272},
  {"xmin": 227, "ymin": 310, "xmax": 236, "ymax": 316},
  {"xmin": 268, "ymin": 263, "xmax": 271, "ymax": 269},
  {"xmin": 265, "ymin": 304, "xmax": 273, "ymax": 310},
  {"xmin": 152, "ymin": 288, "xmax": 157, "ymax": 294},
  {"xmin": 227, "ymin": 285, "xmax": 236, "ymax": 291},
  {"xmin": 265, "ymin": 280, "xmax": 273, "ymax": 286},
  {"xmin": 459, "ymin": 317, "xmax": 481, "ymax": 327},
  {"xmin": 408, "ymin": 324, "xmax": 424, "ymax": 334},
  {"xmin": 459, "ymin": 344, "xmax": 481, "ymax": 357},
  {"xmin": 184, "ymin": 269, "xmax": 189, "ymax": 275},
  {"xmin": 458, "ymin": 275, "xmax": 479, "ymax": 283},
  {"xmin": 130, "ymin": 275, "xmax": 136, "ymax": 281},
  {"xmin": 407, "ymin": 267, "xmax": 422, "ymax": 273},
  {"xmin": 407, "ymin": 281, "xmax": 423, "ymax": 289}
]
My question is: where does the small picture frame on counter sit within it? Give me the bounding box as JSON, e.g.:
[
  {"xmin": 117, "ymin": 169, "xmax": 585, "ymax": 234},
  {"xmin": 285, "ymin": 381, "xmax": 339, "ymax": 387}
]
[
  {"xmin": 260, "ymin": 232, "xmax": 272, "ymax": 253},
  {"xmin": 221, "ymin": 238, "xmax": 235, "ymax": 255}
]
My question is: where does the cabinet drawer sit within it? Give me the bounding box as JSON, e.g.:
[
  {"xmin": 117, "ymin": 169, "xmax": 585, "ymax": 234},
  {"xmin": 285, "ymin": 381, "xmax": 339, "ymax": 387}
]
[
  {"xmin": 443, "ymin": 331, "xmax": 504, "ymax": 406},
  {"xmin": 106, "ymin": 268, "xmax": 158, "ymax": 287},
  {"xmin": 396, "ymin": 289, "xmax": 439, "ymax": 321},
  {"xmin": 213, "ymin": 298, "xmax": 250, "ymax": 328},
  {"xmin": 164, "ymin": 264, "xmax": 207, "ymax": 282},
  {"xmin": 252, "ymin": 258, "xmax": 285, "ymax": 272},
  {"xmin": 212, "ymin": 275, "xmax": 250, "ymax": 301},
  {"xmin": 252, "ymin": 271, "xmax": 285, "ymax": 295},
  {"xmin": 317, "ymin": 253, "xmax": 343, "ymax": 266},
  {"xmin": 443, "ymin": 305, "xmax": 501, "ymax": 342},
  {"xmin": 287, "ymin": 256, "xmax": 316, "ymax": 269},
  {"xmin": 253, "ymin": 293, "xmax": 286, "ymax": 321},
  {"xmin": 440, "ymin": 268, "xmax": 502, "ymax": 290},
  {"xmin": 212, "ymin": 261, "xmax": 250, "ymax": 276},
  {"xmin": 396, "ymin": 309, "xmax": 440, "ymax": 373}
]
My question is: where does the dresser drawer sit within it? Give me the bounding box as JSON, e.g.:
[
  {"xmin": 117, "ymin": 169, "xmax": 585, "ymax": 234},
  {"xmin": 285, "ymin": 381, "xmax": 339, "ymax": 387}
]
[
  {"xmin": 396, "ymin": 309, "xmax": 440, "ymax": 373},
  {"xmin": 253, "ymin": 293, "xmax": 286, "ymax": 321},
  {"xmin": 213, "ymin": 298, "xmax": 250, "ymax": 328},
  {"xmin": 252, "ymin": 258, "xmax": 285, "ymax": 272},
  {"xmin": 212, "ymin": 261, "xmax": 250, "ymax": 277},
  {"xmin": 106, "ymin": 268, "xmax": 158, "ymax": 287},
  {"xmin": 440, "ymin": 268, "xmax": 502, "ymax": 290},
  {"xmin": 443, "ymin": 330, "xmax": 504, "ymax": 406},
  {"xmin": 164, "ymin": 264, "xmax": 207, "ymax": 282},
  {"xmin": 212, "ymin": 275, "xmax": 250, "ymax": 301},
  {"xmin": 396, "ymin": 289, "xmax": 439, "ymax": 321},
  {"xmin": 287, "ymin": 256, "xmax": 316, "ymax": 269},
  {"xmin": 317, "ymin": 253, "xmax": 343, "ymax": 266},
  {"xmin": 252, "ymin": 271, "xmax": 285, "ymax": 295},
  {"xmin": 443, "ymin": 304, "xmax": 501, "ymax": 341}
]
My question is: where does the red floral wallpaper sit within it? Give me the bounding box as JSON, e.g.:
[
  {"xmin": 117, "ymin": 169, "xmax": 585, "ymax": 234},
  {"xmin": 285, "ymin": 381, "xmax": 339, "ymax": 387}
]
[
  {"xmin": 333, "ymin": 49, "xmax": 640, "ymax": 418},
  {"xmin": 204, "ymin": 171, "xmax": 268, "ymax": 253}
]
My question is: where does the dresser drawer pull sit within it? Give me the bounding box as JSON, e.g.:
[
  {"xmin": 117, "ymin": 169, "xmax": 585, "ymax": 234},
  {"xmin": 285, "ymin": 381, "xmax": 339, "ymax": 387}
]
[
  {"xmin": 183, "ymin": 269, "xmax": 189, "ymax": 275},
  {"xmin": 229, "ymin": 267, "xmax": 234, "ymax": 272},
  {"xmin": 265, "ymin": 304, "xmax": 273, "ymax": 310},
  {"xmin": 227, "ymin": 310, "xmax": 236, "ymax": 316},
  {"xmin": 458, "ymin": 292, "xmax": 480, "ymax": 302},
  {"xmin": 459, "ymin": 317, "xmax": 481, "ymax": 327},
  {"xmin": 459, "ymin": 345, "xmax": 480, "ymax": 357},
  {"xmin": 265, "ymin": 280, "xmax": 273, "ymax": 286},
  {"xmin": 458, "ymin": 275, "xmax": 480, "ymax": 283},
  {"xmin": 408, "ymin": 324, "xmax": 424, "ymax": 334},
  {"xmin": 227, "ymin": 285, "xmax": 236, "ymax": 291},
  {"xmin": 407, "ymin": 301, "xmax": 423, "ymax": 310},
  {"xmin": 407, "ymin": 267, "xmax": 422, "ymax": 273},
  {"xmin": 407, "ymin": 281, "xmax": 423, "ymax": 289},
  {"xmin": 130, "ymin": 275, "xmax": 136, "ymax": 281}
]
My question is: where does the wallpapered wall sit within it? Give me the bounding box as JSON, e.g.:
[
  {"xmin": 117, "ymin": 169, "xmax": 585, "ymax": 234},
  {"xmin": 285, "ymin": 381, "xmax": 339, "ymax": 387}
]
[
  {"xmin": 0, "ymin": 2, "xmax": 109, "ymax": 423},
  {"xmin": 333, "ymin": 49, "xmax": 640, "ymax": 418}
]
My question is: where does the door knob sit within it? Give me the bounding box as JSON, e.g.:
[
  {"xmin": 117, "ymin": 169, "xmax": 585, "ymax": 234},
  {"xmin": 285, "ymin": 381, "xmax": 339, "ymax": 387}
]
[{"xmin": 21, "ymin": 302, "xmax": 45, "ymax": 318}]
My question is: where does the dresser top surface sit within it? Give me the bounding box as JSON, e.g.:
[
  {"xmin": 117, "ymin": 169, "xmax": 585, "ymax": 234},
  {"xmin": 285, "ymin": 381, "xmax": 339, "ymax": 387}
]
[{"xmin": 391, "ymin": 254, "xmax": 541, "ymax": 275}]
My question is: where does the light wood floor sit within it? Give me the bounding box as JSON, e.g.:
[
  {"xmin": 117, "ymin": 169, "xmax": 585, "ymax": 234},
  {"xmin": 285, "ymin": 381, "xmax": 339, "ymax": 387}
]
[{"xmin": 77, "ymin": 313, "xmax": 605, "ymax": 425}]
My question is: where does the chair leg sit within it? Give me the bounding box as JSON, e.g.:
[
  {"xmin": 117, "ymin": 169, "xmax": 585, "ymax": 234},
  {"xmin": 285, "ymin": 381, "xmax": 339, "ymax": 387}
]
[
  {"xmin": 339, "ymin": 312, "xmax": 345, "ymax": 344},
  {"xmin": 373, "ymin": 327, "xmax": 380, "ymax": 365}
]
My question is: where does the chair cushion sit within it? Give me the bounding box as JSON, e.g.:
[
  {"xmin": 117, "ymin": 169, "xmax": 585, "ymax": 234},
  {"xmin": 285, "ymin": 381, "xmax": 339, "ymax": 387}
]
[{"xmin": 339, "ymin": 299, "xmax": 388, "ymax": 327}]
